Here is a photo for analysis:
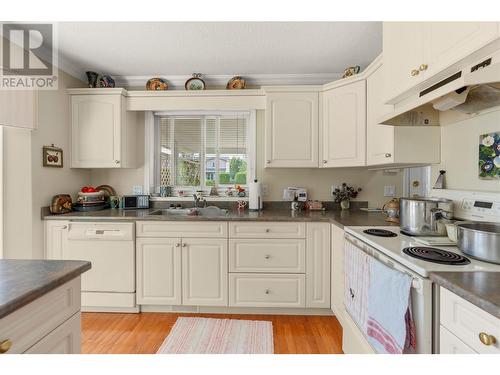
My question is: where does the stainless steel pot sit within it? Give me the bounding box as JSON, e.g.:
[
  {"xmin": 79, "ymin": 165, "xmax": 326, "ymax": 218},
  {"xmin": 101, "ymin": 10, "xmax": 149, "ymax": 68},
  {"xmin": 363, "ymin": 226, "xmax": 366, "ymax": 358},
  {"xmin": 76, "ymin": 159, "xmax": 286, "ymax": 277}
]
[
  {"xmin": 399, "ymin": 197, "xmax": 454, "ymax": 236},
  {"xmin": 457, "ymin": 222, "xmax": 500, "ymax": 264}
]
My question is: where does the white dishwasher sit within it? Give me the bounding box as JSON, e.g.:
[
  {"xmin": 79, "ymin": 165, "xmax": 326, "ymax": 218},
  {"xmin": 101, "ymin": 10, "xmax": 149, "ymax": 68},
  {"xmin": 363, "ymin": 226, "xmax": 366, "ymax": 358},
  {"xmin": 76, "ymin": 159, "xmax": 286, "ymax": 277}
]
[{"xmin": 64, "ymin": 222, "xmax": 136, "ymax": 311}]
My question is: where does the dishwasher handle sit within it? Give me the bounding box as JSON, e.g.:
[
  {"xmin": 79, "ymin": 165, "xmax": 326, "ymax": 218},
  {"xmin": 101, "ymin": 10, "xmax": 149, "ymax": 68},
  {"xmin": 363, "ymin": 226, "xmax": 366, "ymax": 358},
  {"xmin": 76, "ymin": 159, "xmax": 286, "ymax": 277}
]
[{"xmin": 66, "ymin": 223, "xmax": 134, "ymax": 241}]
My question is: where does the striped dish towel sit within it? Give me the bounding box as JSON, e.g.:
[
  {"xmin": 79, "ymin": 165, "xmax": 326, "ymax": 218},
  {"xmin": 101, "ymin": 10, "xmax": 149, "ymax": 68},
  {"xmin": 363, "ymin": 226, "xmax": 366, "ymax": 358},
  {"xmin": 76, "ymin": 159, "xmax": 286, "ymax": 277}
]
[
  {"xmin": 344, "ymin": 239, "xmax": 371, "ymax": 334},
  {"xmin": 366, "ymin": 257, "xmax": 416, "ymax": 354}
]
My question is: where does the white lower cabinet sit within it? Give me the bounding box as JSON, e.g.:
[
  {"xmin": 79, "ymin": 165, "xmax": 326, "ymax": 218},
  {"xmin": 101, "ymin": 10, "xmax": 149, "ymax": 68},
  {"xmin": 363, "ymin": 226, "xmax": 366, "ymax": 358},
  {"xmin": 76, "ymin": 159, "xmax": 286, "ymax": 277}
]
[
  {"xmin": 330, "ymin": 225, "xmax": 346, "ymax": 321},
  {"xmin": 182, "ymin": 238, "xmax": 228, "ymax": 306},
  {"xmin": 24, "ymin": 313, "xmax": 81, "ymax": 354},
  {"xmin": 306, "ymin": 223, "xmax": 330, "ymax": 308},
  {"xmin": 136, "ymin": 238, "xmax": 182, "ymax": 305},
  {"xmin": 229, "ymin": 273, "xmax": 305, "ymax": 308},
  {"xmin": 440, "ymin": 326, "xmax": 476, "ymax": 354},
  {"xmin": 439, "ymin": 287, "xmax": 500, "ymax": 354}
]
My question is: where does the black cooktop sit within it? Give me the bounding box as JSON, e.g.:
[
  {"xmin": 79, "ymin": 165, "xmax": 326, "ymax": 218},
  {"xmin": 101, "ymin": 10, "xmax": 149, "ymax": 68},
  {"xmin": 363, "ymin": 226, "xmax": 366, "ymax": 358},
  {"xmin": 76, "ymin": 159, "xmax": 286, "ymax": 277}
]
[
  {"xmin": 363, "ymin": 229, "xmax": 398, "ymax": 238},
  {"xmin": 402, "ymin": 247, "xmax": 471, "ymax": 265}
]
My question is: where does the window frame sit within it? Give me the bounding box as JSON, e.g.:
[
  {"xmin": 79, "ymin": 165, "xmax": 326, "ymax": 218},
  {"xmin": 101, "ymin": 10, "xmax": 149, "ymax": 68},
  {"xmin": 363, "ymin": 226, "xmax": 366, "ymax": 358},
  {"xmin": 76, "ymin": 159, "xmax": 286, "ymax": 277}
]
[{"xmin": 144, "ymin": 110, "xmax": 256, "ymax": 196}]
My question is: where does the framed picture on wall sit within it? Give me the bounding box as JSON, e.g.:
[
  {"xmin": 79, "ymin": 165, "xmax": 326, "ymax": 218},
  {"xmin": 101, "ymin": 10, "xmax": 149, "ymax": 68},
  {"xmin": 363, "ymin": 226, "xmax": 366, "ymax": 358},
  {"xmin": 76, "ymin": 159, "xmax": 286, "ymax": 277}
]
[
  {"xmin": 43, "ymin": 145, "xmax": 63, "ymax": 168},
  {"xmin": 478, "ymin": 132, "xmax": 500, "ymax": 179}
]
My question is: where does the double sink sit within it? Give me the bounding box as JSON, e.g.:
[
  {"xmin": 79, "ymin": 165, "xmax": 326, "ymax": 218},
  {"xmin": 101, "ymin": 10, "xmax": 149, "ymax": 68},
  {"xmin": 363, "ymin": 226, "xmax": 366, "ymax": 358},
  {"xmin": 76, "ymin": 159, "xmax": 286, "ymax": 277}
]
[{"xmin": 148, "ymin": 206, "xmax": 229, "ymax": 218}]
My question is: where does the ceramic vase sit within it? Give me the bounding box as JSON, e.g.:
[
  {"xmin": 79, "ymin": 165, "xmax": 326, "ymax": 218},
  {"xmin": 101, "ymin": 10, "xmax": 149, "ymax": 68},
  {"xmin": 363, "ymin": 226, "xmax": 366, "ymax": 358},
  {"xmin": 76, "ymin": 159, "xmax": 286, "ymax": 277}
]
[{"xmin": 340, "ymin": 200, "xmax": 350, "ymax": 210}]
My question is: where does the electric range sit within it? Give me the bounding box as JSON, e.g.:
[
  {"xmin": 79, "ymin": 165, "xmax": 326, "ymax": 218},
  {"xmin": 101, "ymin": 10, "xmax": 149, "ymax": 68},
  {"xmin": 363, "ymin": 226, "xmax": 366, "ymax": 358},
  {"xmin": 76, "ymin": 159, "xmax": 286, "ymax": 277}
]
[{"xmin": 345, "ymin": 226, "xmax": 500, "ymax": 277}]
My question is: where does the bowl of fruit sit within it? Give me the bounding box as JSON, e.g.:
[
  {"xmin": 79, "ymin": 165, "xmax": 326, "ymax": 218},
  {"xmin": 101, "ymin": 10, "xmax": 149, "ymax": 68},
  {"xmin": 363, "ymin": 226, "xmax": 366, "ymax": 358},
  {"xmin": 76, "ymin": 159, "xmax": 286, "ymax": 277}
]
[{"xmin": 77, "ymin": 186, "xmax": 105, "ymax": 204}]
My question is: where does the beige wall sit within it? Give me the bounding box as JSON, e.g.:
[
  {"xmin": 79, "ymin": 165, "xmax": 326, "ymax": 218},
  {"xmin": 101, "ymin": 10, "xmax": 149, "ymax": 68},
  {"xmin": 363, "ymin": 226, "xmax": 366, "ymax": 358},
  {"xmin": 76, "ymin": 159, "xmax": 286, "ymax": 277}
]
[
  {"xmin": 2, "ymin": 69, "xmax": 88, "ymax": 259},
  {"xmin": 91, "ymin": 110, "xmax": 403, "ymax": 208},
  {"xmin": 432, "ymin": 109, "xmax": 500, "ymax": 193}
]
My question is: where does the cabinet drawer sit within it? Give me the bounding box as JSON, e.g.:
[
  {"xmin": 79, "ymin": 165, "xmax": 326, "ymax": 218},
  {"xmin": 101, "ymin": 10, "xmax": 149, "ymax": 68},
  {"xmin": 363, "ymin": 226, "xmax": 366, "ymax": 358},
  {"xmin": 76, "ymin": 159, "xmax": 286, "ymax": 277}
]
[
  {"xmin": 440, "ymin": 287, "xmax": 500, "ymax": 354},
  {"xmin": 229, "ymin": 239, "xmax": 305, "ymax": 273},
  {"xmin": 439, "ymin": 325, "xmax": 476, "ymax": 354},
  {"xmin": 24, "ymin": 312, "xmax": 81, "ymax": 354},
  {"xmin": 229, "ymin": 273, "xmax": 305, "ymax": 308},
  {"xmin": 136, "ymin": 221, "xmax": 228, "ymax": 238},
  {"xmin": 0, "ymin": 277, "xmax": 80, "ymax": 354},
  {"xmin": 229, "ymin": 222, "xmax": 305, "ymax": 239}
]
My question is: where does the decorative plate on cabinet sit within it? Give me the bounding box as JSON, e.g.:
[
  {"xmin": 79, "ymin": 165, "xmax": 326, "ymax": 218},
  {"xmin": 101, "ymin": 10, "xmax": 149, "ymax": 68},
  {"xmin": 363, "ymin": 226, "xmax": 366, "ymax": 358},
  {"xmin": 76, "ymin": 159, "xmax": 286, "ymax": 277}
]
[
  {"xmin": 185, "ymin": 73, "xmax": 206, "ymax": 90},
  {"xmin": 146, "ymin": 78, "xmax": 169, "ymax": 90}
]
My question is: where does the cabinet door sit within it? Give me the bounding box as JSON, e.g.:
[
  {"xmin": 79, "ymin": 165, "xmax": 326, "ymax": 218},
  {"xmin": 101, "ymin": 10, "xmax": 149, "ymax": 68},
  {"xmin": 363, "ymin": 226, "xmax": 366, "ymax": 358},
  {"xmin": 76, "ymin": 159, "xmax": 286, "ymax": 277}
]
[
  {"xmin": 44, "ymin": 221, "xmax": 69, "ymax": 259},
  {"xmin": 439, "ymin": 326, "xmax": 476, "ymax": 354},
  {"xmin": 306, "ymin": 223, "xmax": 330, "ymax": 308},
  {"xmin": 321, "ymin": 80, "xmax": 366, "ymax": 167},
  {"xmin": 331, "ymin": 225, "xmax": 345, "ymax": 322},
  {"xmin": 383, "ymin": 22, "xmax": 426, "ymax": 103},
  {"xmin": 265, "ymin": 92, "xmax": 319, "ymax": 168},
  {"xmin": 136, "ymin": 238, "xmax": 182, "ymax": 305},
  {"xmin": 71, "ymin": 94, "xmax": 121, "ymax": 168},
  {"xmin": 366, "ymin": 63, "xmax": 395, "ymax": 165},
  {"xmin": 182, "ymin": 238, "xmax": 228, "ymax": 306},
  {"xmin": 424, "ymin": 22, "xmax": 499, "ymax": 77}
]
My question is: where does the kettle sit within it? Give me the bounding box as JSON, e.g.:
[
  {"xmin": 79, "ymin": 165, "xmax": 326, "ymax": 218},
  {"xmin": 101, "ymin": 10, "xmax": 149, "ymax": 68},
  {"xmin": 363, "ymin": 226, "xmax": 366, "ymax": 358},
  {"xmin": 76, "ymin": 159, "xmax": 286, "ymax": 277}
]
[{"xmin": 382, "ymin": 198, "xmax": 400, "ymax": 223}]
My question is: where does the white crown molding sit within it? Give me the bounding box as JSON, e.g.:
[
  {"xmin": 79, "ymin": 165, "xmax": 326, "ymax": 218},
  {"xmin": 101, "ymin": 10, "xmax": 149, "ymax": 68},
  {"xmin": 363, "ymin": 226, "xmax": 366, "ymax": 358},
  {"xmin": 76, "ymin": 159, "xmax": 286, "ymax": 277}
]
[{"xmin": 112, "ymin": 73, "xmax": 343, "ymax": 89}]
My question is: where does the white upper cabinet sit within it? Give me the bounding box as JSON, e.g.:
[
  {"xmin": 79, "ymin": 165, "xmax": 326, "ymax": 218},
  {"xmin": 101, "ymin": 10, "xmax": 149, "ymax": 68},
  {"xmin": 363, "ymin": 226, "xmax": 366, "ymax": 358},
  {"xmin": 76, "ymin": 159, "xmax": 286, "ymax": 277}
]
[
  {"xmin": 366, "ymin": 58, "xmax": 441, "ymax": 167},
  {"xmin": 383, "ymin": 22, "xmax": 426, "ymax": 104},
  {"xmin": 320, "ymin": 80, "xmax": 366, "ymax": 167},
  {"xmin": 69, "ymin": 89, "xmax": 137, "ymax": 168},
  {"xmin": 383, "ymin": 22, "xmax": 500, "ymax": 103},
  {"xmin": 264, "ymin": 90, "xmax": 319, "ymax": 168},
  {"xmin": 424, "ymin": 22, "xmax": 499, "ymax": 78}
]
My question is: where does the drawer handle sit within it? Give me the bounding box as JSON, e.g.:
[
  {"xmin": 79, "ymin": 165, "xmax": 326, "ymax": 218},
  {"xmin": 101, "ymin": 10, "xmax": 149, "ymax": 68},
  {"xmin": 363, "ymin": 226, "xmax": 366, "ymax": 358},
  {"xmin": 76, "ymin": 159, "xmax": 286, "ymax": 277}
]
[
  {"xmin": 265, "ymin": 289, "xmax": 271, "ymax": 295},
  {"xmin": 264, "ymin": 255, "xmax": 271, "ymax": 260},
  {"xmin": 0, "ymin": 339, "xmax": 12, "ymax": 354},
  {"xmin": 265, "ymin": 229, "xmax": 270, "ymax": 233},
  {"xmin": 479, "ymin": 332, "xmax": 497, "ymax": 346}
]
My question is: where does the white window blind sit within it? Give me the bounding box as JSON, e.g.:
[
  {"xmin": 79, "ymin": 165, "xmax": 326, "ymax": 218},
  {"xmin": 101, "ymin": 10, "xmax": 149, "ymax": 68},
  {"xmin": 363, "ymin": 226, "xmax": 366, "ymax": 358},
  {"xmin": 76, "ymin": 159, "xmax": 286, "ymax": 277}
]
[{"xmin": 156, "ymin": 113, "xmax": 249, "ymax": 189}]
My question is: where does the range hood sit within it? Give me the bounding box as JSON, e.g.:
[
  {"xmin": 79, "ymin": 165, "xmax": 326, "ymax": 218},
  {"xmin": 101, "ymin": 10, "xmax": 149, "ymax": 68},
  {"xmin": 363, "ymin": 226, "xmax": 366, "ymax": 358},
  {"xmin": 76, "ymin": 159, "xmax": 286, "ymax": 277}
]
[{"xmin": 380, "ymin": 49, "xmax": 500, "ymax": 126}]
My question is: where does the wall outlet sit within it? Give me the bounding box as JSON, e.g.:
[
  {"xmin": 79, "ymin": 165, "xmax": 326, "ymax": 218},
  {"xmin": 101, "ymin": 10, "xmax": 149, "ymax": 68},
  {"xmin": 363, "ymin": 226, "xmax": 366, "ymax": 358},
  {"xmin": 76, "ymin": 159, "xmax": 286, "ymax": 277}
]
[
  {"xmin": 384, "ymin": 185, "xmax": 396, "ymax": 197},
  {"xmin": 132, "ymin": 185, "xmax": 144, "ymax": 195},
  {"xmin": 261, "ymin": 184, "xmax": 269, "ymax": 197}
]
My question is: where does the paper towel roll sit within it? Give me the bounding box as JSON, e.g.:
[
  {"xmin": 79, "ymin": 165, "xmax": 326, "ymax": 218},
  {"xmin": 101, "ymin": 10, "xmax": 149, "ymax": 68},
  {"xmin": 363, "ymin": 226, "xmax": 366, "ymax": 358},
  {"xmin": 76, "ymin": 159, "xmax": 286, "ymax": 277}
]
[{"xmin": 249, "ymin": 179, "xmax": 262, "ymax": 211}]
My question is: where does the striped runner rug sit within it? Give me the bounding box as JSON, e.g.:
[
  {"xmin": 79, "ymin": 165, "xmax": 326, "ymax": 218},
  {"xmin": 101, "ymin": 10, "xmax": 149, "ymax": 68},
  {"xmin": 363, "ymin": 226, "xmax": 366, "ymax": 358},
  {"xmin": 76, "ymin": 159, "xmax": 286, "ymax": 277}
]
[{"xmin": 157, "ymin": 317, "xmax": 274, "ymax": 354}]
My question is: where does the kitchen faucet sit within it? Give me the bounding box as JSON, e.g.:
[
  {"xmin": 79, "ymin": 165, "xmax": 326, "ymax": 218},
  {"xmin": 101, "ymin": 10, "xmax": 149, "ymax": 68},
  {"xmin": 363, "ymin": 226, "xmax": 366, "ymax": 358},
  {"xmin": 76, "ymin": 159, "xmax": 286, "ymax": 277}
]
[{"xmin": 193, "ymin": 193, "xmax": 207, "ymax": 208}]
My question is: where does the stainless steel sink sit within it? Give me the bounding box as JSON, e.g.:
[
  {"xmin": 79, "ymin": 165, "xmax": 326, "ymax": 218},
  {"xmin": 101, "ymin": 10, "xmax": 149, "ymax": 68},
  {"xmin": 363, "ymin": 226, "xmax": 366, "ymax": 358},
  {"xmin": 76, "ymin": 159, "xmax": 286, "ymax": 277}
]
[{"xmin": 148, "ymin": 206, "xmax": 228, "ymax": 217}]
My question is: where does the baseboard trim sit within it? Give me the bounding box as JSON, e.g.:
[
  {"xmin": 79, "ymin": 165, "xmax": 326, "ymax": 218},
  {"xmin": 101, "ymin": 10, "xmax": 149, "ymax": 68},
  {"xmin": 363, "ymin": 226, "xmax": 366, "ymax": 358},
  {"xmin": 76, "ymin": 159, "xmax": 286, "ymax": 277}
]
[
  {"xmin": 139, "ymin": 305, "xmax": 334, "ymax": 316},
  {"xmin": 82, "ymin": 306, "xmax": 140, "ymax": 313}
]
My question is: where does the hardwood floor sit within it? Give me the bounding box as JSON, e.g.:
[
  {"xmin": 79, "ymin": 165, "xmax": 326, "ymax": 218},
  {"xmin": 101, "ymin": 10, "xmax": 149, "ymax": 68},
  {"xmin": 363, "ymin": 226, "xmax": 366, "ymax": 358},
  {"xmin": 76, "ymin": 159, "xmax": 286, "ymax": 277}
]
[{"xmin": 81, "ymin": 312, "xmax": 343, "ymax": 354}]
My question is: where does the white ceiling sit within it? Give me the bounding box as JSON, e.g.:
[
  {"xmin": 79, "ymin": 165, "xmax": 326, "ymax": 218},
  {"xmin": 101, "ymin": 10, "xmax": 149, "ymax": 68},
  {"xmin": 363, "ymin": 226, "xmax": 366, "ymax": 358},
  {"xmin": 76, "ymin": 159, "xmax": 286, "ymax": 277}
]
[{"xmin": 56, "ymin": 22, "xmax": 382, "ymax": 87}]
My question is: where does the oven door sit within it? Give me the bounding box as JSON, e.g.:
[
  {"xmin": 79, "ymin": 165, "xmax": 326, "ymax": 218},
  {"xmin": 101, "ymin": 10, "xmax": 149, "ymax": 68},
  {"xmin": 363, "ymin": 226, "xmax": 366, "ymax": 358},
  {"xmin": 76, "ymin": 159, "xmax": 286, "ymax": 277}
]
[{"xmin": 344, "ymin": 234, "xmax": 433, "ymax": 354}]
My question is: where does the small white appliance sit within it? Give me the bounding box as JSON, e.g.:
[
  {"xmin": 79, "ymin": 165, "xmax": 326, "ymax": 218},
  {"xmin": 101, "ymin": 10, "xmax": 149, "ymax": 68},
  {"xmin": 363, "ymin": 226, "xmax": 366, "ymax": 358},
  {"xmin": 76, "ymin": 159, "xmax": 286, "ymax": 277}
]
[
  {"xmin": 63, "ymin": 222, "xmax": 136, "ymax": 311},
  {"xmin": 282, "ymin": 187, "xmax": 307, "ymax": 202}
]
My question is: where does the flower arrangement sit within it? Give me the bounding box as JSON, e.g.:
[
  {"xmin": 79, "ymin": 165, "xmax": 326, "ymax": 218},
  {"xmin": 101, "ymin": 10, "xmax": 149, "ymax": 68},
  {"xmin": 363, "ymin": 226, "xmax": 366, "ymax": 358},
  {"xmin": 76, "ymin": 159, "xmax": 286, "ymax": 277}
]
[
  {"xmin": 479, "ymin": 132, "xmax": 500, "ymax": 180},
  {"xmin": 333, "ymin": 183, "xmax": 362, "ymax": 203}
]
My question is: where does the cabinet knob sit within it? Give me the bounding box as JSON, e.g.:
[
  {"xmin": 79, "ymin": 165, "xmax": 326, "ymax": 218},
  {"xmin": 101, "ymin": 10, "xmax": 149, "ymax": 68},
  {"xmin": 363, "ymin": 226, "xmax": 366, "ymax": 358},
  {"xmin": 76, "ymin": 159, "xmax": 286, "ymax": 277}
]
[
  {"xmin": 175, "ymin": 243, "xmax": 180, "ymax": 247},
  {"xmin": 385, "ymin": 153, "xmax": 392, "ymax": 158},
  {"xmin": 419, "ymin": 63, "xmax": 428, "ymax": 71},
  {"xmin": 265, "ymin": 228, "xmax": 270, "ymax": 233},
  {"xmin": 114, "ymin": 160, "xmax": 120, "ymax": 164},
  {"xmin": 0, "ymin": 339, "xmax": 12, "ymax": 354},
  {"xmin": 61, "ymin": 225, "xmax": 68, "ymax": 229},
  {"xmin": 410, "ymin": 69, "xmax": 419, "ymax": 77},
  {"xmin": 479, "ymin": 332, "xmax": 496, "ymax": 346},
  {"xmin": 265, "ymin": 289, "xmax": 270, "ymax": 295},
  {"xmin": 266, "ymin": 160, "xmax": 271, "ymax": 164},
  {"xmin": 323, "ymin": 160, "xmax": 327, "ymax": 164},
  {"xmin": 182, "ymin": 243, "xmax": 187, "ymax": 247},
  {"xmin": 264, "ymin": 255, "xmax": 271, "ymax": 260}
]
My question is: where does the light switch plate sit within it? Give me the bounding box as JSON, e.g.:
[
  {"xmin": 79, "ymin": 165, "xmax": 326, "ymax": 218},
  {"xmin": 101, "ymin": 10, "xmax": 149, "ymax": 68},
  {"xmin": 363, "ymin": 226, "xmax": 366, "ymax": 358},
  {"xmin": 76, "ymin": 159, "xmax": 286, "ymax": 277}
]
[
  {"xmin": 384, "ymin": 185, "xmax": 396, "ymax": 197},
  {"xmin": 132, "ymin": 185, "xmax": 144, "ymax": 195},
  {"xmin": 261, "ymin": 184, "xmax": 269, "ymax": 197}
]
